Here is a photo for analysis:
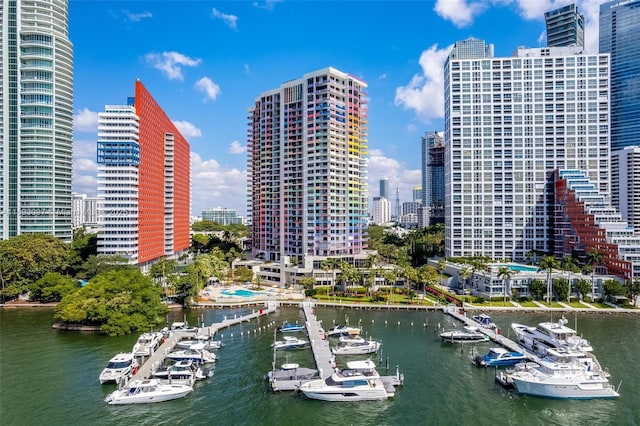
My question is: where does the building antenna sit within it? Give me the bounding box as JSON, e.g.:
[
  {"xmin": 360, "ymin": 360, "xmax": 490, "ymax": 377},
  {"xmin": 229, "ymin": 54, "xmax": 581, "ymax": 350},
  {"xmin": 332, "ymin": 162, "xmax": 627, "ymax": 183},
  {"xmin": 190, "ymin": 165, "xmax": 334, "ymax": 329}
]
[{"xmin": 395, "ymin": 186, "xmax": 400, "ymax": 221}]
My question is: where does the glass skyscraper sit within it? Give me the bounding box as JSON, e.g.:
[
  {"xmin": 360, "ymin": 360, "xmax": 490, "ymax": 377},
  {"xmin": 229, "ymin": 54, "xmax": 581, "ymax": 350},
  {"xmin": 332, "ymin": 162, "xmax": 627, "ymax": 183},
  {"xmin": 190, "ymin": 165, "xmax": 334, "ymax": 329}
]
[
  {"xmin": 545, "ymin": 4, "xmax": 585, "ymax": 48},
  {"xmin": 0, "ymin": 0, "xmax": 74, "ymax": 241}
]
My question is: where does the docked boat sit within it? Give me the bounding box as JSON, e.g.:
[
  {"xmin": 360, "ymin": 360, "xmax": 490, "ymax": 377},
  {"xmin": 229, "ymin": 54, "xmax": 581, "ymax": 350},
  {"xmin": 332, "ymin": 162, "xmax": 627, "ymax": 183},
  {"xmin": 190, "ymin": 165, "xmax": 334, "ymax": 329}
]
[
  {"xmin": 177, "ymin": 335, "xmax": 224, "ymax": 350},
  {"xmin": 167, "ymin": 322, "xmax": 199, "ymax": 334},
  {"xmin": 99, "ymin": 352, "xmax": 139, "ymax": 384},
  {"xmin": 167, "ymin": 344, "xmax": 217, "ymax": 363},
  {"xmin": 332, "ymin": 338, "xmax": 381, "ymax": 355},
  {"xmin": 326, "ymin": 324, "xmax": 362, "ymax": 337},
  {"xmin": 132, "ymin": 332, "xmax": 163, "ymax": 357},
  {"xmin": 511, "ymin": 316, "xmax": 593, "ymax": 357},
  {"xmin": 277, "ymin": 322, "xmax": 306, "ymax": 333},
  {"xmin": 271, "ymin": 336, "xmax": 309, "ymax": 351},
  {"xmin": 440, "ymin": 326, "xmax": 489, "ymax": 343},
  {"xmin": 506, "ymin": 356, "xmax": 620, "ymax": 399},
  {"xmin": 153, "ymin": 360, "xmax": 212, "ymax": 386},
  {"xmin": 104, "ymin": 379, "xmax": 193, "ymax": 405},
  {"xmin": 474, "ymin": 347, "xmax": 527, "ymax": 368},
  {"xmin": 264, "ymin": 363, "xmax": 318, "ymax": 381},
  {"xmin": 472, "ymin": 314, "xmax": 498, "ymax": 330},
  {"xmin": 298, "ymin": 359, "xmax": 392, "ymax": 401}
]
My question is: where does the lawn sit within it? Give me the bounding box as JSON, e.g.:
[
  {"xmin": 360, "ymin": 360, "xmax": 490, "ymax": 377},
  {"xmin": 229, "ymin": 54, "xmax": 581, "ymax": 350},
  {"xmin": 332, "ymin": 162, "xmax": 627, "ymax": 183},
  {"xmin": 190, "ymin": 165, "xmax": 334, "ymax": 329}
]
[
  {"xmin": 518, "ymin": 300, "xmax": 538, "ymax": 308},
  {"xmin": 568, "ymin": 301, "xmax": 591, "ymax": 308}
]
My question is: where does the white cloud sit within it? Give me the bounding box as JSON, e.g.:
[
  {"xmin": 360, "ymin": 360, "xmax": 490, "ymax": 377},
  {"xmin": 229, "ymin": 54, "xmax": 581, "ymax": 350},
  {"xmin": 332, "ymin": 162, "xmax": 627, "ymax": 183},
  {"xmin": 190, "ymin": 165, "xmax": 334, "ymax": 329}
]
[
  {"xmin": 394, "ymin": 43, "xmax": 452, "ymax": 123},
  {"xmin": 123, "ymin": 10, "xmax": 152, "ymax": 22},
  {"xmin": 405, "ymin": 124, "xmax": 417, "ymax": 134},
  {"xmin": 173, "ymin": 120, "xmax": 202, "ymax": 138},
  {"xmin": 191, "ymin": 152, "xmax": 247, "ymax": 216},
  {"xmin": 72, "ymin": 139, "xmax": 98, "ymax": 196},
  {"xmin": 378, "ymin": 73, "xmax": 388, "ymax": 80},
  {"xmin": 194, "ymin": 77, "xmax": 221, "ymax": 101},
  {"xmin": 434, "ymin": 0, "xmax": 489, "ymax": 27},
  {"xmin": 73, "ymin": 108, "xmax": 99, "ymax": 133},
  {"xmin": 228, "ymin": 140, "xmax": 245, "ymax": 154},
  {"xmin": 145, "ymin": 51, "xmax": 201, "ymax": 81},
  {"xmin": 252, "ymin": 0, "xmax": 283, "ymax": 11},
  {"xmin": 212, "ymin": 8, "xmax": 238, "ymax": 30},
  {"xmin": 368, "ymin": 149, "xmax": 421, "ymax": 207},
  {"xmin": 244, "ymin": 64, "xmax": 250, "ymax": 75}
]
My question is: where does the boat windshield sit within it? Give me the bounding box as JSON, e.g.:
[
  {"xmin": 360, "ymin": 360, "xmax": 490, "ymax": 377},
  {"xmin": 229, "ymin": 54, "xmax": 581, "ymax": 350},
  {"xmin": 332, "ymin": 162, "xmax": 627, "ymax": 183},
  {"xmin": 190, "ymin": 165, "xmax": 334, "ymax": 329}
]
[{"xmin": 107, "ymin": 361, "xmax": 132, "ymax": 369}]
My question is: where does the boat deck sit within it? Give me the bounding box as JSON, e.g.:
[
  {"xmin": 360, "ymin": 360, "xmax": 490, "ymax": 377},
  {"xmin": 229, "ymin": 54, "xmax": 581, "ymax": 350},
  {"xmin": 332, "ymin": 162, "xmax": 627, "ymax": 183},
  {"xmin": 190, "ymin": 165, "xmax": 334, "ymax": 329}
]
[{"xmin": 132, "ymin": 302, "xmax": 278, "ymax": 382}]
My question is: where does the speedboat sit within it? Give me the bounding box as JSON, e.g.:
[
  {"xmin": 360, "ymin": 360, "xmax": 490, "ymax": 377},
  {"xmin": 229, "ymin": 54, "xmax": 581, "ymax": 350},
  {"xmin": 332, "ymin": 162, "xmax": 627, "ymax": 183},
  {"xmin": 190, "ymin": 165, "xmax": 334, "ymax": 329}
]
[
  {"xmin": 167, "ymin": 322, "xmax": 199, "ymax": 334},
  {"xmin": 132, "ymin": 332, "xmax": 163, "ymax": 357},
  {"xmin": 277, "ymin": 322, "xmax": 306, "ymax": 333},
  {"xmin": 167, "ymin": 344, "xmax": 217, "ymax": 363},
  {"xmin": 271, "ymin": 336, "xmax": 309, "ymax": 351},
  {"xmin": 326, "ymin": 324, "xmax": 362, "ymax": 337},
  {"xmin": 440, "ymin": 326, "xmax": 489, "ymax": 343},
  {"xmin": 511, "ymin": 316, "xmax": 593, "ymax": 357},
  {"xmin": 99, "ymin": 352, "xmax": 139, "ymax": 384},
  {"xmin": 474, "ymin": 347, "xmax": 527, "ymax": 368},
  {"xmin": 506, "ymin": 356, "xmax": 620, "ymax": 399},
  {"xmin": 264, "ymin": 363, "xmax": 318, "ymax": 381},
  {"xmin": 153, "ymin": 360, "xmax": 212, "ymax": 386},
  {"xmin": 472, "ymin": 314, "xmax": 498, "ymax": 330},
  {"xmin": 104, "ymin": 379, "xmax": 193, "ymax": 404},
  {"xmin": 332, "ymin": 338, "xmax": 381, "ymax": 355},
  {"xmin": 299, "ymin": 359, "xmax": 392, "ymax": 401},
  {"xmin": 177, "ymin": 335, "xmax": 224, "ymax": 350}
]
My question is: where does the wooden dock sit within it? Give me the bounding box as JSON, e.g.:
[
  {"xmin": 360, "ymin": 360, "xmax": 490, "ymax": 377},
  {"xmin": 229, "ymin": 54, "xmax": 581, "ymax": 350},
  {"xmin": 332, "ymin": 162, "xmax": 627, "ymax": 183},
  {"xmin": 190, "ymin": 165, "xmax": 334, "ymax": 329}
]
[
  {"xmin": 132, "ymin": 301, "xmax": 278, "ymax": 381},
  {"xmin": 302, "ymin": 301, "xmax": 335, "ymax": 379}
]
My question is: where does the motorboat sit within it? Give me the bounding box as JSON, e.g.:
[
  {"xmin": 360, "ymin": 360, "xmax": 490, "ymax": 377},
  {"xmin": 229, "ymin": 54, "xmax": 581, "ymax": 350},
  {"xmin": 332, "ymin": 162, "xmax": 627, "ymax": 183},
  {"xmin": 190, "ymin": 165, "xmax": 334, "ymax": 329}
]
[
  {"xmin": 99, "ymin": 352, "xmax": 139, "ymax": 384},
  {"xmin": 440, "ymin": 326, "xmax": 489, "ymax": 343},
  {"xmin": 506, "ymin": 356, "xmax": 620, "ymax": 399},
  {"xmin": 277, "ymin": 322, "xmax": 306, "ymax": 333},
  {"xmin": 474, "ymin": 347, "xmax": 527, "ymax": 368},
  {"xmin": 166, "ymin": 322, "xmax": 199, "ymax": 334},
  {"xmin": 177, "ymin": 335, "xmax": 224, "ymax": 350},
  {"xmin": 271, "ymin": 336, "xmax": 309, "ymax": 351},
  {"xmin": 167, "ymin": 344, "xmax": 217, "ymax": 363},
  {"xmin": 472, "ymin": 314, "xmax": 498, "ymax": 330},
  {"xmin": 511, "ymin": 316, "xmax": 593, "ymax": 357},
  {"xmin": 338, "ymin": 331, "xmax": 367, "ymax": 343},
  {"xmin": 326, "ymin": 324, "xmax": 362, "ymax": 337},
  {"xmin": 153, "ymin": 360, "xmax": 212, "ymax": 386},
  {"xmin": 332, "ymin": 338, "xmax": 381, "ymax": 355},
  {"xmin": 132, "ymin": 332, "xmax": 163, "ymax": 357},
  {"xmin": 298, "ymin": 359, "xmax": 392, "ymax": 401},
  {"xmin": 264, "ymin": 363, "xmax": 318, "ymax": 381},
  {"xmin": 104, "ymin": 379, "xmax": 193, "ymax": 405}
]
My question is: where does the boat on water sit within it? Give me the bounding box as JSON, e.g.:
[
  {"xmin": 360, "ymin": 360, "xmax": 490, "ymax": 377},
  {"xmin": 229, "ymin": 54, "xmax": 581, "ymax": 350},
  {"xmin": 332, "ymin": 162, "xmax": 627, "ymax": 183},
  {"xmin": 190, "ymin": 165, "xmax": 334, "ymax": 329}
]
[
  {"xmin": 167, "ymin": 344, "xmax": 217, "ymax": 363},
  {"xmin": 474, "ymin": 347, "xmax": 527, "ymax": 368},
  {"xmin": 271, "ymin": 336, "xmax": 309, "ymax": 351},
  {"xmin": 511, "ymin": 316, "xmax": 593, "ymax": 357},
  {"xmin": 153, "ymin": 360, "xmax": 213, "ymax": 386},
  {"xmin": 264, "ymin": 363, "xmax": 318, "ymax": 381},
  {"xmin": 99, "ymin": 352, "xmax": 139, "ymax": 384},
  {"xmin": 472, "ymin": 314, "xmax": 498, "ymax": 330},
  {"xmin": 166, "ymin": 322, "xmax": 199, "ymax": 334},
  {"xmin": 332, "ymin": 338, "xmax": 381, "ymax": 355},
  {"xmin": 298, "ymin": 359, "xmax": 392, "ymax": 401},
  {"xmin": 505, "ymin": 356, "xmax": 620, "ymax": 399},
  {"xmin": 132, "ymin": 332, "xmax": 163, "ymax": 357},
  {"xmin": 104, "ymin": 379, "xmax": 193, "ymax": 405},
  {"xmin": 440, "ymin": 326, "xmax": 489, "ymax": 343},
  {"xmin": 177, "ymin": 335, "xmax": 224, "ymax": 350},
  {"xmin": 277, "ymin": 322, "xmax": 306, "ymax": 333},
  {"xmin": 326, "ymin": 324, "xmax": 362, "ymax": 337}
]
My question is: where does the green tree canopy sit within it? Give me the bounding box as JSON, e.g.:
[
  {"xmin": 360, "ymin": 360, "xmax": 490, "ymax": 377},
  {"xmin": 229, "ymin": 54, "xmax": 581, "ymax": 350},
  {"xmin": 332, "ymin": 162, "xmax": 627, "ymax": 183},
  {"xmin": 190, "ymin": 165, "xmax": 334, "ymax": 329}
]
[
  {"xmin": 529, "ymin": 279, "xmax": 546, "ymax": 301},
  {"xmin": 29, "ymin": 272, "xmax": 79, "ymax": 303}
]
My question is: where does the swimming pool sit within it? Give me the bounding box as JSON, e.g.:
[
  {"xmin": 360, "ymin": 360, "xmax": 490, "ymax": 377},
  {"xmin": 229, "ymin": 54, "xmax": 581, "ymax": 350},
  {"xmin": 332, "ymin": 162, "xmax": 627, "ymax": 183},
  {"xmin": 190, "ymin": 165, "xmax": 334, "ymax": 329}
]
[
  {"xmin": 221, "ymin": 289, "xmax": 265, "ymax": 298},
  {"xmin": 493, "ymin": 264, "xmax": 539, "ymax": 272}
]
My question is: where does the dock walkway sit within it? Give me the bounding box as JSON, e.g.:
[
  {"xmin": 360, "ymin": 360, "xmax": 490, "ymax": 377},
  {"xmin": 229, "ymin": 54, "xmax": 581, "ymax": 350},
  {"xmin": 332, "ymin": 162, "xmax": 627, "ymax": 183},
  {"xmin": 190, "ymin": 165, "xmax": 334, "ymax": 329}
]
[{"xmin": 302, "ymin": 301, "xmax": 335, "ymax": 379}]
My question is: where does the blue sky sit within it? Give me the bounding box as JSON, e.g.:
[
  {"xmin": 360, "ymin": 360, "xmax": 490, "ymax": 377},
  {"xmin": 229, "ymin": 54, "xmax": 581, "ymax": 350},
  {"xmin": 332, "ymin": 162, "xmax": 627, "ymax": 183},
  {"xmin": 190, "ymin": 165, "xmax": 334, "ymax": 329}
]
[{"xmin": 70, "ymin": 0, "xmax": 605, "ymax": 217}]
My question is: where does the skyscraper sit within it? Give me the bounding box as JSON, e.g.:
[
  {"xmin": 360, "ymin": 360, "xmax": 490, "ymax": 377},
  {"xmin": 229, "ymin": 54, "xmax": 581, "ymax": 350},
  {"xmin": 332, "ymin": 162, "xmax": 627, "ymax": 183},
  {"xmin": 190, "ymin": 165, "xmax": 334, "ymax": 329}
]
[
  {"xmin": 97, "ymin": 81, "xmax": 191, "ymax": 267},
  {"xmin": 247, "ymin": 67, "xmax": 368, "ymax": 261},
  {"xmin": 1, "ymin": 0, "xmax": 73, "ymax": 241},
  {"xmin": 379, "ymin": 178, "xmax": 389, "ymax": 199},
  {"xmin": 545, "ymin": 3, "xmax": 585, "ymax": 48},
  {"xmin": 612, "ymin": 146, "xmax": 640, "ymax": 230},
  {"xmin": 444, "ymin": 39, "xmax": 610, "ymax": 260},
  {"xmin": 421, "ymin": 131, "xmax": 445, "ymax": 225}
]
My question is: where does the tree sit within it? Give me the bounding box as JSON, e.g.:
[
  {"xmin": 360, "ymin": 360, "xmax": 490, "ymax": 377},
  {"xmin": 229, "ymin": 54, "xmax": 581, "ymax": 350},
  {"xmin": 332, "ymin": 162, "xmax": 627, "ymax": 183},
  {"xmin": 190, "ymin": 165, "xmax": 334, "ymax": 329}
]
[
  {"xmin": 553, "ymin": 278, "xmax": 569, "ymax": 302},
  {"xmin": 233, "ymin": 266, "xmax": 254, "ymax": 283},
  {"xmin": 602, "ymin": 279, "xmax": 625, "ymax": 302},
  {"xmin": 576, "ymin": 278, "xmax": 592, "ymax": 302},
  {"xmin": 299, "ymin": 275, "xmax": 317, "ymax": 291},
  {"xmin": 29, "ymin": 272, "xmax": 79, "ymax": 303},
  {"xmin": 320, "ymin": 258, "xmax": 341, "ymax": 293},
  {"xmin": 625, "ymin": 278, "xmax": 640, "ymax": 306},
  {"xmin": 76, "ymin": 254, "xmax": 133, "ymax": 281},
  {"xmin": 529, "ymin": 279, "xmax": 546, "ymax": 301},
  {"xmin": 586, "ymin": 249, "xmax": 605, "ymax": 302},
  {"xmin": 560, "ymin": 255, "xmax": 578, "ymax": 301},
  {"xmin": 458, "ymin": 266, "xmax": 472, "ymax": 289},
  {"xmin": 497, "ymin": 266, "xmax": 513, "ymax": 306},
  {"xmin": 539, "ymin": 256, "xmax": 558, "ymax": 304}
]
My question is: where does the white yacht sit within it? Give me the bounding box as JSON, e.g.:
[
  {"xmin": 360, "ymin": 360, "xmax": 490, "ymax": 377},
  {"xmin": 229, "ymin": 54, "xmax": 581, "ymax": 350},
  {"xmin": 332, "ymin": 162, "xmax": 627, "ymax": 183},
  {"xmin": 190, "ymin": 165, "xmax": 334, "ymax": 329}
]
[
  {"xmin": 332, "ymin": 338, "xmax": 381, "ymax": 355},
  {"xmin": 511, "ymin": 317, "xmax": 593, "ymax": 357},
  {"xmin": 271, "ymin": 336, "xmax": 309, "ymax": 351},
  {"xmin": 132, "ymin": 332, "xmax": 163, "ymax": 357},
  {"xmin": 440, "ymin": 326, "xmax": 489, "ymax": 343},
  {"xmin": 326, "ymin": 324, "xmax": 362, "ymax": 337},
  {"xmin": 99, "ymin": 352, "xmax": 139, "ymax": 384},
  {"xmin": 153, "ymin": 360, "xmax": 213, "ymax": 386},
  {"xmin": 177, "ymin": 335, "xmax": 224, "ymax": 350},
  {"xmin": 104, "ymin": 379, "xmax": 193, "ymax": 404},
  {"xmin": 299, "ymin": 359, "xmax": 392, "ymax": 401},
  {"xmin": 167, "ymin": 344, "xmax": 217, "ymax": 364},
  {"xmin": 507, "ymin": 356, "xmax": 620, "ymax": 399}
]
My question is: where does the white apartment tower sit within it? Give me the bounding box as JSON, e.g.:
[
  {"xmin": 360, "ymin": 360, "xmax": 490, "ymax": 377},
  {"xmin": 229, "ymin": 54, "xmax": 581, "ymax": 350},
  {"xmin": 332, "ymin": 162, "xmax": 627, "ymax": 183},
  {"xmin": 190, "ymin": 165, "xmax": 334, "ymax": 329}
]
[
  {"xmin": 444, "ymin": 39, "xmax": 610, "ymax": 260},
  {"xmin": 372, "ymin": 196, "xmax": 391, "ymax": 225},
  {"xmin": 248, "ymin": 67, "xmax": 368, "ymax": 262},
  {"xmin": 612, "ymin": 146, "xmax": 640, "ymax": 231}
]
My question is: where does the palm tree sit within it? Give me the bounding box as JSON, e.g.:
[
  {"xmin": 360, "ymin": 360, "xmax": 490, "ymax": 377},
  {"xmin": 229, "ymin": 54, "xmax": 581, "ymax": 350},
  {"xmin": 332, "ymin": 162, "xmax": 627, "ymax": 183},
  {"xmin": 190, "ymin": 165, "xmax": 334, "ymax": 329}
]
[
  {"xmin": 497, "ymin": 266, "xmax": 513, "ymax": 306},
  {"xmin": 586, "ymin": 248, "xmax": 605, "ymax": 302},
  {"xmin": 458, "ymin": 266, "xmax": 472, "ymax": 290},
  {"xmin": 539, "ymin": 256, "xmax": 558, "ymax": 304},
  {"xmin": 320, "ymin": 258, "xmax": 341, "ymax": 294},
  {"xmin": 560, "ymin": 255, "xmax": 578, "ymax": 302}
]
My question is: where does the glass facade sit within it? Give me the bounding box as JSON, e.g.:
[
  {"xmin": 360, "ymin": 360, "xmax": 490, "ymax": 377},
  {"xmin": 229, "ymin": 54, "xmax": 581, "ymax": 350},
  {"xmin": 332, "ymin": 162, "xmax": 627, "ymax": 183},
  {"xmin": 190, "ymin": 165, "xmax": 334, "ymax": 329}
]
[{"xmin": 545, "ymin": 4, "xmax": 585, "ymax": 48}]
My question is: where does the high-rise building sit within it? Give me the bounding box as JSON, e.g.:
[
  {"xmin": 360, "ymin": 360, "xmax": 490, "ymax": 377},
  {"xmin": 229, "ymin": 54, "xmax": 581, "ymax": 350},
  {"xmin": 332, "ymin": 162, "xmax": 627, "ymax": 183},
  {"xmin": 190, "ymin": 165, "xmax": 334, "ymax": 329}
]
[
  {"xmin": 202, "ymin": 207, "xmax": 243, "ymax": 225},
  {"xmin": 71, "ymin": 192, "xmax": 98, "ymax": 228},
  {"xmin": 247, "ymin": 67, "xmax": 368, "ymax": 261},
  {"xmin": 97, "ymin": 81, "xmax": 191, "ymax": 267},
  {"xmin": 371, "ymin": 196, "xmax": 391, "ymax": 225},
  {"xmin": 379, "ymin": 178, "xmax": 389, "ymax": 199},
  {"xmin": 1, "ymin": 0, "xmax": 73, "ymax": 241},
  {"xmin": 444, "ymin": 39, "xmax": 610, "ymax": 260},
  {"xmin": 612, "ymin": 146, "xmax": 640, "ymax": 231},
  {"xmin": 421, "ymin": 131, "xmax": 445, "ymax": 225},
  {"xmin": 545, "ymin": 4, "xmax": 585, "ymax": 48},
  {"xmin": 412, "ymin": 186, "xmax": 422, "ymax": 203}
]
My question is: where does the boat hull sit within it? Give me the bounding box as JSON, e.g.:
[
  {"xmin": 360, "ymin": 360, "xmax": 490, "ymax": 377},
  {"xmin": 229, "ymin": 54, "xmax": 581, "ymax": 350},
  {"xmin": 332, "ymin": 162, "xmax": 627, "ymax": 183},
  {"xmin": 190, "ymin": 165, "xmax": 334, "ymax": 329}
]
[
  {"xmin": 105, "ymin": 386, "xmax": 192, "ymax": 404},
  {"xmin": 512, "ymin": 377, "xmax": 619, "ymax": 399}
]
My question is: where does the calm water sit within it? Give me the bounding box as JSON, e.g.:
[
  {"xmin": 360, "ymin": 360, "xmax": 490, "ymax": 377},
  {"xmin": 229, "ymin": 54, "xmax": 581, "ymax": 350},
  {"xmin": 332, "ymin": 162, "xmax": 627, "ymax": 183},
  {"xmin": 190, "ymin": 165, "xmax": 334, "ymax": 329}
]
[{"xmin": 1, "ymin": 306, "xmax": 639, "ymax": 426}]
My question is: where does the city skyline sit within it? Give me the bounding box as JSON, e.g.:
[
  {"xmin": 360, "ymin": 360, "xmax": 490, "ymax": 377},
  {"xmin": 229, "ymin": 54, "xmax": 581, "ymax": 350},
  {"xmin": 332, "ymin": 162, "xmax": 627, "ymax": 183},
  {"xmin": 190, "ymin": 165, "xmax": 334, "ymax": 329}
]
[{"xmin": 69, "ymin": 1, "xmax": 607, "ymax": 217}]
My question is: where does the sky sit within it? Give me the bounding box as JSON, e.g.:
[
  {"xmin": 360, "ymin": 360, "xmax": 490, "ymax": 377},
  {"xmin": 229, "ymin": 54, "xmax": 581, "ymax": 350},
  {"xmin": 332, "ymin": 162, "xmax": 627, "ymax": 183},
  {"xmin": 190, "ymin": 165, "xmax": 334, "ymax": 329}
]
[{"xmin": 70, "ymin": 0, "xmax": 607, "ymax": 217}]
